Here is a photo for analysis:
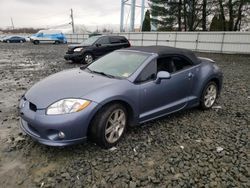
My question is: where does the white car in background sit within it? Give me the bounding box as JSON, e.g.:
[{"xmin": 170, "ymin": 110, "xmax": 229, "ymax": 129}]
[{"xmin": 30, "ymin": 30, "xmax": 67, "ymax": 45}]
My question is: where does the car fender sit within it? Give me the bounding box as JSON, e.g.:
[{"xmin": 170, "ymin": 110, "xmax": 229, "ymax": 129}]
[
  {"xmin": 82, "ymin": 50, "xmax": 95, "ymax": 58},
  {"xmin": 195, "ymin": 62, "xmax": 222, "ymax": 99},
  {"xmin": 94, "ymin": 96, "xmax": 139, "ymax": 126},
  {"xmin": 82, "ymin": 81, "xmax": 140, "ymax": 125}
]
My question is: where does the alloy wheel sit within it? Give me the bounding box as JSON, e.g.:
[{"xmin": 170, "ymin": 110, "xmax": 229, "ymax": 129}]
[
  {"xmin": 204, "ymin": 84, "xmax": 217, "ymax": 108},
  {"xmin": 84, "ymin": 54, "xmax": 93, "ymax": 64},
  {"xmin": 105, "ymin": 109, "xmax": 126, "ymax": 144}
]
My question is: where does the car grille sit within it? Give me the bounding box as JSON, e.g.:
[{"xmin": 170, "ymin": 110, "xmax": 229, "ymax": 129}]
[
  {"xmin": 27, "ymin": 123, "xmax": 40, "ymax": 137},
  {"xmin": 29, "ymin": 102, "xmax": 37, "ymax": 112}
]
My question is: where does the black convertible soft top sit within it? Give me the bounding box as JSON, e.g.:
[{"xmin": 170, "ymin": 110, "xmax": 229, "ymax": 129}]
[{"xmin": 126, "ymin": 46, "xmax": 200, "ymax": 65}]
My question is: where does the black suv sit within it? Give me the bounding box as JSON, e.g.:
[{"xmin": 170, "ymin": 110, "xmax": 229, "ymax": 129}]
[{"xmin": 64, "ymin": 35, "xmax": 130, "ymax": 64}]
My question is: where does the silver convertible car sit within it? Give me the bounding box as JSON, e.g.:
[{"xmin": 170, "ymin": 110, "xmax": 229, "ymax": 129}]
[{"xmin": 19, "ymin": 46, "xmax": 223, "ymax": 148}]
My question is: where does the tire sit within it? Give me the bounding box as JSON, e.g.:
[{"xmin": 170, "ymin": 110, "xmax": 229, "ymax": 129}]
[
  {"xmin": 54, "ymin": 40, "xmax": 60, "ymax": 44},
  {"xmin": 200, "ymin": 81, "xmax": 218, "ymax": 110},
  {"xmin": 90, "ymin": 103, "xmax": 128, "ymax": 148},
  {"xmin": 33, "ymin": 40, "xmax": 39, "ymax": 45},
  {"xmin": 20, "ymin": 40, "xmax": 23, "ymax": 43},
  {"xmin": 7, "ymin": 40, "xmax": 10, "ymax": 43},
  {"xmin": 82, "ymin": 53, "xmax": 94, "ymax": 64}
]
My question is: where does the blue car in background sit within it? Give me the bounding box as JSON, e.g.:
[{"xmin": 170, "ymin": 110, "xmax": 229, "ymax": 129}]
[
  {"xmin": 30, "ymin": 30, "xmax": 67, "ymax": 45},
  {"xmin": 19, "ymin": 46, "xmax": 223, "ymax": 148}
]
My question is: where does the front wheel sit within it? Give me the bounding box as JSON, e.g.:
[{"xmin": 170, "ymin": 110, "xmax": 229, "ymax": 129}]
[
  {"xmin": 90, "ymin": 104, "xmax": 128, "ymax": 148},
  {"xmin": 33, "ymin": 40, "xmax": 39, "ymax": 45},
  {"xmin": 83, "ymin": 53, "xmax": 94, "ymax": 64},
  {"xmin": 200, "ymin": 81, "xmax": 218, "ymax": 110}
]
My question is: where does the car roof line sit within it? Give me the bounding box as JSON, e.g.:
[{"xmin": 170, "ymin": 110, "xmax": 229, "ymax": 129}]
[{"xmin": 117, "ymin": 49, "xmax": 157, "ymax": 56}]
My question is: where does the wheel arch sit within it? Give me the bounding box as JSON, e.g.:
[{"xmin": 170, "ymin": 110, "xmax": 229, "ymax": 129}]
[
  {"xmin": 83, "ymin": 50, "xmax": 94, "ymax": 57},
  {"xmin": 82, "ymin": 51, "xmax": 95, "ymax": 63},
  {"xmin": 87, "ymin": 99, "xmax": 137, "ymax": 136},
  {"xmin": 199, "ymin": 76, "xmax": 221, "ymax": 100}
]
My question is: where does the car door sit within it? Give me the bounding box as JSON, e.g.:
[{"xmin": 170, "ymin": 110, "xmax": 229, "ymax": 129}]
[
  {"xmin": 16, "ymin": 37, "xmax": 21, "ymax": 42},
  {"xmin": 109, "ymin": 37, "xmax": 125, "ymax": 51},
  {"xmin": 93, "ymin": 36, "xmax": 112, "ymax": 57},
  {"xmin": 137, "ymin": 56, "xmax": 194, "ymax": 122},
  {"xmin": 11, "ymin": 37, "xmax": 17, "ymax": 42}
]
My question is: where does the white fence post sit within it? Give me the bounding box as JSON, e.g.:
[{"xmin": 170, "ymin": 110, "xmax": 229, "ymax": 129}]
[
  {"xmin": 221, "ymin": 32, "xmax": 225, "ymax": 53},
  {"xmin": 174, "ymin": 32, "xmax": 178, "ymax": 47}
]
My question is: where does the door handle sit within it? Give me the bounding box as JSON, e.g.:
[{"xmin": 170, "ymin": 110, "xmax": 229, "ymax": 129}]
[{"xmin": 188, "ymin": 72, "xmax": 194, "ymax": 79}]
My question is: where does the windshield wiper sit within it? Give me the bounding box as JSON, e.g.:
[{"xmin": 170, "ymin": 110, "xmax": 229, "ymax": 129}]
[
  {"xmin": 85, "ymin": 67, "xmax": 93, "ymax": 72},
  {"xmin": 81, "ymin": 67, "xmax": 117, "ymax": 78},
  {"xmin": 91, "ymin": 70, "xmax": 116, "ymax": 78},
  {"xmin": 80, "ymin": 65, "xmax": 88, "ymax": 70},
  {"xmin": 80, "ymin": 66, "xmax": 92, "ymax": 72}
]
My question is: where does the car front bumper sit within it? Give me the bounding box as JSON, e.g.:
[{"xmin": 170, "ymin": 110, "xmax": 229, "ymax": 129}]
[
  {"xmin": 19, "ymin": 98, "xmax": 99, "ymax": 146},
  {"xmin": 20, "ymin": 119, "xmax": 87, "ymax": 146},
  {"xmin": 64, "ymin": 53, "xmax": 83, "ymax": 62}
]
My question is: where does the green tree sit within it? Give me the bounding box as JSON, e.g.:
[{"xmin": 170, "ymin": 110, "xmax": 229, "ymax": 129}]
[
  {"xmin": 217, "ymin": 0, "xmax": 250, "ymax": 31},
  {"xmin": 149, "ymin": 0, "xmax": 177, "ymax": 31},
  {"xmin": 142, "ymin": 10, "xmax": 151, "ymax": 31},
  {"xmin": 210, "ymin": 15, "xmax": 221, "ymax": 31},
  {"xmin": 210, "ymin": 15, "xmax": 229, "ymax": 31}
]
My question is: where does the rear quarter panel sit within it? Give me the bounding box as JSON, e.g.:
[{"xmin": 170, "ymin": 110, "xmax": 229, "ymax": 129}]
[{"xmin": 192, "ymin": 59, "xmax": 223, "ymax": 102}]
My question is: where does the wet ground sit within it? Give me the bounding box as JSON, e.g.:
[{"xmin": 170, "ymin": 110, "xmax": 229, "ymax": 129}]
[{"xmin": 0, "ymin": 43, "xmax": 249, "ymax": 187}]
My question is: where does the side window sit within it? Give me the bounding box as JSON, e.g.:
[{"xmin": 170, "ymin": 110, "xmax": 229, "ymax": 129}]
[
  {"xmin": 157, "ymin": 57, "xmax": 175, "ymax": 73},
  {"xmin": 38, "ymin": 33, "xmax": 43, "ymax": 37},
  {"xmin": 172, "ymin": 56, "xmax": 192, "ymax": 71},
  {"xmin": 120, "ymin": 37, "xmax": 128, "ymax": 43},
  {"xmin": 110, "ymin": 37, "xmax": 121, "ymax": 44},
  {"xmin": 136, "ymin": 60, "xmax": 157, "ymax": 83},
  {"xmin": 97, "ymin": 37, "xmax": 110, "ymax": 45}
]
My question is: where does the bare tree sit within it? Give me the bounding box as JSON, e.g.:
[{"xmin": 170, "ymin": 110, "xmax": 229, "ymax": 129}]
[{"xmin": 202, "ymin": 0, "xmax": 207, "ymax": 30}]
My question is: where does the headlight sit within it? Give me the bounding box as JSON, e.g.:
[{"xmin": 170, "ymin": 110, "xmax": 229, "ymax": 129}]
[
  {"xmin": 74, "ymin": 48, "xmax": 83, "ymax": 52},
  {"xmin": 46, "ymin": 99, "xmax": 91, "ymax": 115}
]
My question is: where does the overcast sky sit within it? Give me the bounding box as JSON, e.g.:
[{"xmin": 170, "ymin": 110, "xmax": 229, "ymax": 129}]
[{"xmin": 0, "ymin": 0, "xmax": 147, "ymax": 31}]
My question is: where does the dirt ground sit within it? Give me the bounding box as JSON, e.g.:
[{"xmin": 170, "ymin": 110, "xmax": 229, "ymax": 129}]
[{"xmin": 0, "ymin": 43, "xmax": 249, "ymax": 188}]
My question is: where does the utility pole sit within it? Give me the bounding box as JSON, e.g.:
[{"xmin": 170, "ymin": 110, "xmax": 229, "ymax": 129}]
[
  {"xmin": 70, "ymin": 8, "xmax": 75, "ymax": 33},
  {"xmin": 120, "ymin": 0, "xmax": 147, "ymax": 32},
  {"xmin": 130, "ymin": 0, "xmax": 136, "ymax": 32},
  {"xmin": 10, "ymin": 17, "xmax": 14, "ymax": 30},
  {"xmin": 120, "ymin": 0, "xmax": 125, "ymax": 32},
  {"xmin": 140, "ymin": 0, "xmax": 145, "ymax": 31}
]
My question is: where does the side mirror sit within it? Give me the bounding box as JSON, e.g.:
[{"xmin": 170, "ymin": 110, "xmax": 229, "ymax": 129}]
[{"xmin": 155, "ymin": 71, "xmax": 171, "ymax": 84}]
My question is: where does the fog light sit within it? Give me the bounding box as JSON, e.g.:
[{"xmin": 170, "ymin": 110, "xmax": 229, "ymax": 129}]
[{"xmin": 58, "ymin": 131, "xmax": 65, "ymax": 139}]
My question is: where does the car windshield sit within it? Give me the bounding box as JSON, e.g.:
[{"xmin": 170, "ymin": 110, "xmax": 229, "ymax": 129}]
[
  {"xmin": 81, "ymin": 36, "xmax": 102, "ymax": 46},
  {"xmin": 86, "ymin": 51, "xmax": 150, "ymax": 78}
]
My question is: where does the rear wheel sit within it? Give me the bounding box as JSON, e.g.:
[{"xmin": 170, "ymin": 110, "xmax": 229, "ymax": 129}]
[
  {"xmin": 20, "ymin": 40, "xmax": 23, "ymax": 43},
  {"xmin": 200, "ymin": 81, "xmax": 218, "ymax": 109},
  {"xmin": 83, "ymin": 53, "xmax": 93, "ymax": 64},
  {"xmin": 90, "ymin": 103, "xmax": 128, "ymax": 148},
  {"xmin": 7, "ymin": 40, "xmax": 10, "ymax": 43},
  {"xmin": 54, "ymin": 40, "xmax": 60, "ymax": 44}
]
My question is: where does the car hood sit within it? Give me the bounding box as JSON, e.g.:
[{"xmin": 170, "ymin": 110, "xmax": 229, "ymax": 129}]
[
  {"xmin": 25, "ymin": 68, "xmax": 119, "ymax": 109},
  {"xmin": 68, "ymin": 44, "xmax": 89, "ymax": 50}
]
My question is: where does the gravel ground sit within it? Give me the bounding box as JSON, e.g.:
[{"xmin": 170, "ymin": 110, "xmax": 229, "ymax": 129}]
[{"xmin": 0, "ymin": 43, "xmax": 249, "ymax": 188}]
